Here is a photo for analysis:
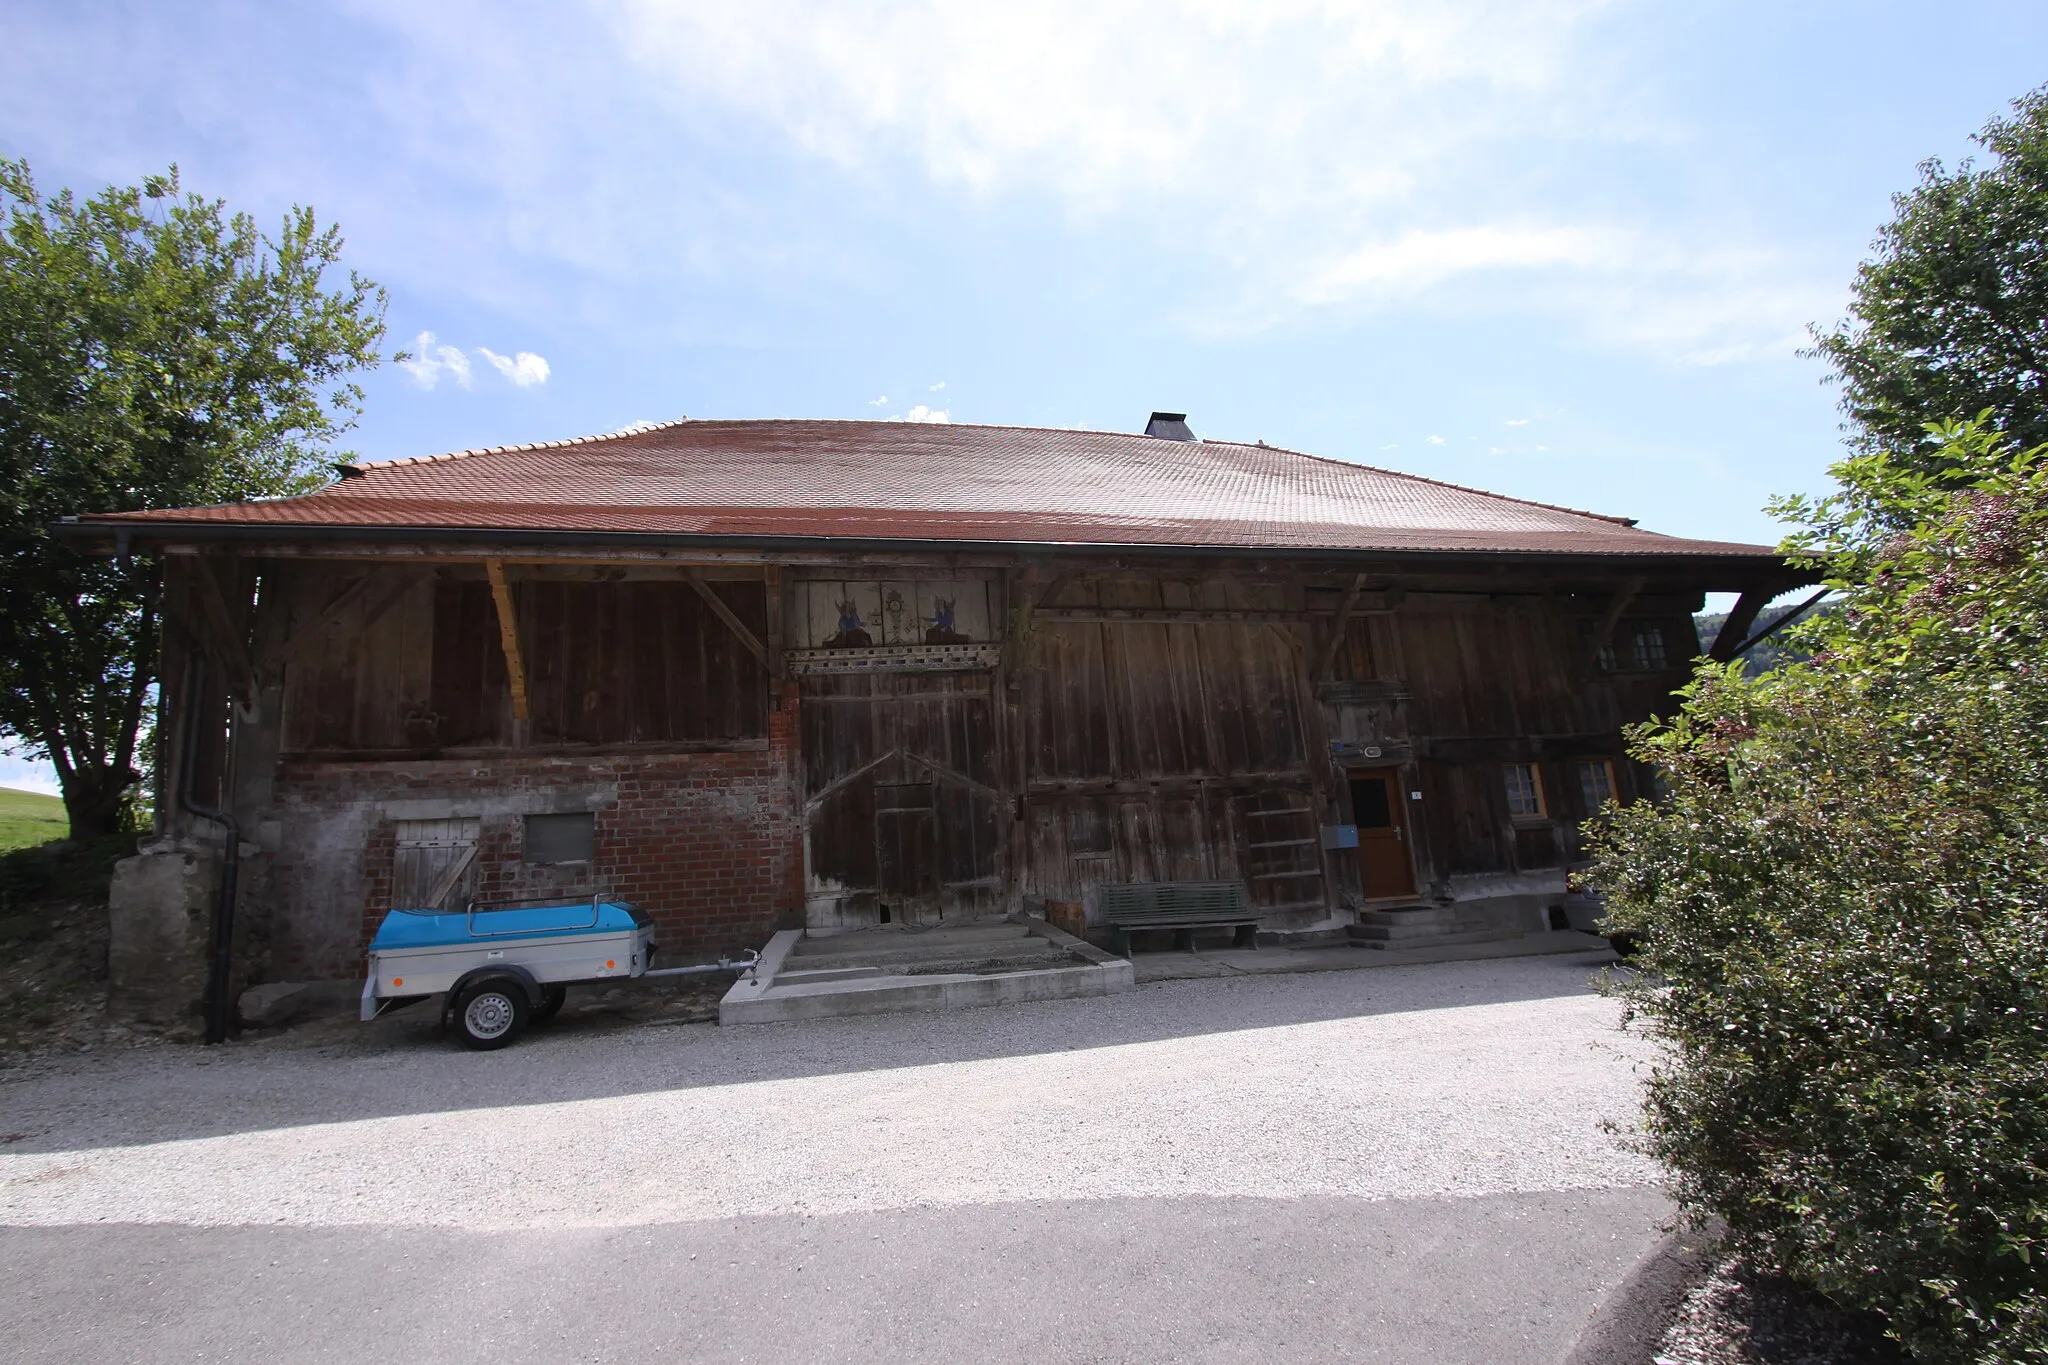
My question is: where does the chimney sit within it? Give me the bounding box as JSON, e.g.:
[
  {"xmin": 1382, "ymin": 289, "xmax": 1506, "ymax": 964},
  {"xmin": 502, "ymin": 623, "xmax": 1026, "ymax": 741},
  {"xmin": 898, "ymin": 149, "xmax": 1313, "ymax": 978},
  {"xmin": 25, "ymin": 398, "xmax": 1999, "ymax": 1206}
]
[{"xmin": 1143, "ymin": 412, "xmax": 1197, "ymax": 442}]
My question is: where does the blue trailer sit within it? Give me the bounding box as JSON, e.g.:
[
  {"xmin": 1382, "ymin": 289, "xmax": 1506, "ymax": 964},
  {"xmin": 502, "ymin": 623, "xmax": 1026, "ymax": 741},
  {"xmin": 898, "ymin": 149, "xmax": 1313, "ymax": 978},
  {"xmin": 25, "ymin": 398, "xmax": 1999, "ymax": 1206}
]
[{"xmin": 361, "ymin": 897, "xmax": 751, "ymax": 1049}]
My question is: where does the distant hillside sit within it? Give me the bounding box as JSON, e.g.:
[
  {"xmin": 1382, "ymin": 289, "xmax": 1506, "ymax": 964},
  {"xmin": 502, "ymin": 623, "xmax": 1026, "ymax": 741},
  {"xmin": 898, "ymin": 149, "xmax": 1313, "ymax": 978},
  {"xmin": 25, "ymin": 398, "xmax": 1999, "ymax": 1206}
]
[
  {"xmin": 0, "ymin": 788, "xmax": 66, "ymax": 852},
  {"xmin": 1695, "ymin": 601, "xmax": 1834, "ymax": 676}
]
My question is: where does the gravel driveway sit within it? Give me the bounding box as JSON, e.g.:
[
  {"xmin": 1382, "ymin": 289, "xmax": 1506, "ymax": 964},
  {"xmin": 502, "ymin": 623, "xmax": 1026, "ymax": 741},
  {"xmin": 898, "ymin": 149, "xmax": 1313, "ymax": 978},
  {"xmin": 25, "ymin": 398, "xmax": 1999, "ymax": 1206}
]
[{"xmin": 0, "ymin": 950, "xmax": 1664, "ymax": 1363}]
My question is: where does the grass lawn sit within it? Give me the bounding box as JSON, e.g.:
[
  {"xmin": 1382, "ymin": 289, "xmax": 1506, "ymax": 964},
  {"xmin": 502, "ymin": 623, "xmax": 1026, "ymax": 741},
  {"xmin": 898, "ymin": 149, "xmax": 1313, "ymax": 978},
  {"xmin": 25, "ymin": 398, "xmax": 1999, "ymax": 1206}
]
[{"xmin": 0, "ymin": 787, "xmax": 67, "ymax": 852}]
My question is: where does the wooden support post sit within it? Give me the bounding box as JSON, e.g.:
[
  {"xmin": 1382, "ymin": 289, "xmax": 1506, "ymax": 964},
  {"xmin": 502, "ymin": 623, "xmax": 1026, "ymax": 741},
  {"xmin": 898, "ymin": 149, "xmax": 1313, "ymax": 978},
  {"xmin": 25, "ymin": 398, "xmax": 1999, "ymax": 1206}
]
[
  {"xmin": 484, "ymin": 558, "xmax": 531, "ymax": 722},
  {"xmin": 1313, "ymin": 573, "xmax": 1369, "ymax": 681},
  {"xmin": 685, "ymin": 569, "xmax": 768, "ymax": 666},
  {"xmin": 191, "ymin": 555, "xmax": 259, "ymax": 704},
  {"xmin": 763, "ymin": 564, "xmax": 785, "ymax": 703}
]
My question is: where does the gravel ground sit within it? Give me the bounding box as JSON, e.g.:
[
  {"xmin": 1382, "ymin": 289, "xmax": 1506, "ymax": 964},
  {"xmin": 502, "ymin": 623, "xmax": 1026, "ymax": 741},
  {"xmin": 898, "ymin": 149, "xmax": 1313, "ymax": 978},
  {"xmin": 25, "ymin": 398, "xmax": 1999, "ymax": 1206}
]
[
  {"xmin": 1656, "ymin": 1257, "xmax": 1908, "ymax": 1364},
  {"xmin": 0, "ymin": 951, "xmax": 1651, "ymax": 1231}
]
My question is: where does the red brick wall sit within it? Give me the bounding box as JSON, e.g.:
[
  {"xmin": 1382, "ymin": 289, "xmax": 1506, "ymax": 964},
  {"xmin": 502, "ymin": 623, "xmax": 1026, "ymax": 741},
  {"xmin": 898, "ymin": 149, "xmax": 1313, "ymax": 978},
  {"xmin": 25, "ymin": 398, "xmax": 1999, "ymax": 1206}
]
[{"xmin": 263, "ymin": 688, "xmax": 803, "ymax": 981}]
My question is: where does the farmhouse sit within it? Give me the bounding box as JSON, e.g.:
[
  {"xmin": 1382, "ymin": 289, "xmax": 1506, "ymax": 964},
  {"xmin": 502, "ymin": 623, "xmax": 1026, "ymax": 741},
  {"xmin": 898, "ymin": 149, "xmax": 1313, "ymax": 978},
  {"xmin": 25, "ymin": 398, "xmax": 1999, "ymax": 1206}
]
[{"xmin": 70, "ymin": 415, "xmax": 1801, "ymax": 1010}]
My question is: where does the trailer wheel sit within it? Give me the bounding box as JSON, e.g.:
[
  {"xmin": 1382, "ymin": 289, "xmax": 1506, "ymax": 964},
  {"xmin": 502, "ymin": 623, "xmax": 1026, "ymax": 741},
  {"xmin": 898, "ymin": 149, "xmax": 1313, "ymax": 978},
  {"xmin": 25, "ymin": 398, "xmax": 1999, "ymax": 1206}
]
[
  {"xmin": 531, "ymin": 985, "xmax": 568, "ymax": 1023},
  {"xmin": 454, "ymin": 981, "xmax": 529, "ymax": 1050}
]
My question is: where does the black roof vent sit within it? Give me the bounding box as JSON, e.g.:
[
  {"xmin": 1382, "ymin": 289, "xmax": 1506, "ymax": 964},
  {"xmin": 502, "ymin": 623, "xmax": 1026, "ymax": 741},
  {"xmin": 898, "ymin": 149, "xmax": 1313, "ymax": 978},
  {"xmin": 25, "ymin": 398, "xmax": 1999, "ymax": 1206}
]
[{"xmin": 1144, "ymin": 412, "xmax": 1197, "ymax": 442}]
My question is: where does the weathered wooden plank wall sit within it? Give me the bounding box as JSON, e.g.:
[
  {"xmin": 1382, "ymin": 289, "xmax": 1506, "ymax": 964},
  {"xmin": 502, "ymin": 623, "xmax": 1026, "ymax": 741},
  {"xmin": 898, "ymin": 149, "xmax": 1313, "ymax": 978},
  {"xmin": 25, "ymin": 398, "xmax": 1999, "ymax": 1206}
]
[
  {"xmin": 277, "ymin": 567, "xmax": 768, "ymax": 755},
  {"xmin": 1018, "ymin": 574, "xmax": 1329, "ymax": 918}
]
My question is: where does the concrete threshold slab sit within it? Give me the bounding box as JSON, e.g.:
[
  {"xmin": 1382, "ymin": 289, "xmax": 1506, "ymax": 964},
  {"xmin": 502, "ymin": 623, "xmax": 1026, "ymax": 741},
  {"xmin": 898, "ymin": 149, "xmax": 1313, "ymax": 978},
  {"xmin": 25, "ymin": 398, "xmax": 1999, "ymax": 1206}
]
[
  {"xmin": 719, "ymin": 958, "xmax": 1133, "ymax": 1024},
  {"xmin": 1130, "ymin": 929, "xmax": 1617, "ymax": 984}
]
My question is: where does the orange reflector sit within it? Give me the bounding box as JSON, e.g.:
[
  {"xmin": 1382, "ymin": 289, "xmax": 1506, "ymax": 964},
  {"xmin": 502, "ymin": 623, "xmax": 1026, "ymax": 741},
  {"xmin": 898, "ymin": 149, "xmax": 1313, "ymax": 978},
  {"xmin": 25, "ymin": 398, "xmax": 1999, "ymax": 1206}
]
[
  {"xmin": 392, "ymin": 978, "xmax": 402, "ymax": 987},
  {"xmin": 606, "ymin": 960, "xmax": 616, "ymax": 969}
]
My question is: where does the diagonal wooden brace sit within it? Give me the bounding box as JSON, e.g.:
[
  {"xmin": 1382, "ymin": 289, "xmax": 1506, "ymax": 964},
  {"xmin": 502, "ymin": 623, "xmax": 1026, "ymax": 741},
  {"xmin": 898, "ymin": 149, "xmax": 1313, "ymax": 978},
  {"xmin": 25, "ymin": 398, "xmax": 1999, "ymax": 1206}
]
[
  {"xmin": 484, "ymin": 559, "xmax": 531, "ymax": 722},
  {"xmin": 685, "ymin": 569, "xmax": 768, "ymax": 666}
]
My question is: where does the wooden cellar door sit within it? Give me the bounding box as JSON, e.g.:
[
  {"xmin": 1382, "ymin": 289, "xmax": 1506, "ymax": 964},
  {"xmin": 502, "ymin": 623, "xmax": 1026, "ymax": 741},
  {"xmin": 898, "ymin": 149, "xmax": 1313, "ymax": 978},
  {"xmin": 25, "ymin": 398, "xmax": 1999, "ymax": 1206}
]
[
  {"xmin": 1349, "ymin": 772, "xmax": 1416, "ymax": 901},
  {"xmin": 873, "ymin": 779, "xmax": 941, "ymax": 923}
]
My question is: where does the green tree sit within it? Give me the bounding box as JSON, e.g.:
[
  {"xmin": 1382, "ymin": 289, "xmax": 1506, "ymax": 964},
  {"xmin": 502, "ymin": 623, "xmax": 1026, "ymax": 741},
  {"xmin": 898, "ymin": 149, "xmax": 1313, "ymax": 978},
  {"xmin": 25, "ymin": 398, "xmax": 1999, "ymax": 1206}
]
[
  {"xmin": 0, "ymin": 162, "xmax": 388, "ymax": 838},
  {"xmin": 1810, "ymin": 86, "xmax": 2048, "ymax": 464},
  {"xmin": 1589, "ymin": 421, "xmax": 2048, "ymax": 1363}
]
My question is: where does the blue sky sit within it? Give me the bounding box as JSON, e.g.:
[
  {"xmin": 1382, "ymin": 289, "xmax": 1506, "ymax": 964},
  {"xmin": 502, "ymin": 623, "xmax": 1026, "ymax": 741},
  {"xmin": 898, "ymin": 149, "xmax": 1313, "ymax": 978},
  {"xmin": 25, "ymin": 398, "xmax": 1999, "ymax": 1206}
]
[{"xmin": 3, "ymin": 0, "xmax": 2045, "ymax": 794}]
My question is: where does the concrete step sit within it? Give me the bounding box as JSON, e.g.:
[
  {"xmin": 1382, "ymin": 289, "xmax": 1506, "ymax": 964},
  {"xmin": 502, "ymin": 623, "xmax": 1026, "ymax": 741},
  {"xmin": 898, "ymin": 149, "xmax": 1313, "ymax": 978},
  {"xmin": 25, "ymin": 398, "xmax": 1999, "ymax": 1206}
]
[
  {"xmin": 721, "ymin": 958, "xmax": 1134, "ymax": 1024},
  {"xmin": 1350, "ymin": 924, "xmax": 1525, "ymax": 950},
  {"xmin": 789, "ymin": 927, "xmax": 1036, "ymax": 968},
  {"xmin": 1355, "ymin": 907, "xmax": 1451, "ymax": 929},
  {"xmin": 773, "ymin": 965, "xmax": 885, "ymax": 986},
  {"xmin": 899, "ymin": 947, "xmax": 1067, "ymax": 976}
]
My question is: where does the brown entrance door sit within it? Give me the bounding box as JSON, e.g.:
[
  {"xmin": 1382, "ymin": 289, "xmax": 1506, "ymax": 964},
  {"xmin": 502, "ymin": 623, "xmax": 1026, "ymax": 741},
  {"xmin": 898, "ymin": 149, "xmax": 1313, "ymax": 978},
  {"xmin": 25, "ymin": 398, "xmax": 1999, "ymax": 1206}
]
[{"xmin": 1349, "ymin": 772, "xmax": 1416, "ymax": 900}]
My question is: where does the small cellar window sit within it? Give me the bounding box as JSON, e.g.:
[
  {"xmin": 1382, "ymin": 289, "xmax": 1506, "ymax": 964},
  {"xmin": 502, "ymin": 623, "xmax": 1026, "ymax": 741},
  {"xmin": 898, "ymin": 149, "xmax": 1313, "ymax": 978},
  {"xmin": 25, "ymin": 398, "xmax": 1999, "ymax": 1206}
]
[
  {"xmin": 524, "ymin": 812, "xmax": 595, "ymax": 865},
  {"xmin": 1503, "ymin": 763, "xmax": 1546, "ymax": 819},
  {"xmin": 1576, "ymin": 759, "xmax": 1616, "ymax": 812}
]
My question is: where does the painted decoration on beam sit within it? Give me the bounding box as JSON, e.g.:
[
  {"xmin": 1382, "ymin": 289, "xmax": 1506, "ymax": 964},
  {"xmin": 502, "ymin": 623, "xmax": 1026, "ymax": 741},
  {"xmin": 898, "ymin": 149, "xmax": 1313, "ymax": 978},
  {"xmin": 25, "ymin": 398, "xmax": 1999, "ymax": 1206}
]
[
  {"xmin": 794, "ymin": 581, "xmax": 995, "ymax": 649},
  {"xmin": 789, "ymin": 579, "xmax": 999, "ymax": 675}
]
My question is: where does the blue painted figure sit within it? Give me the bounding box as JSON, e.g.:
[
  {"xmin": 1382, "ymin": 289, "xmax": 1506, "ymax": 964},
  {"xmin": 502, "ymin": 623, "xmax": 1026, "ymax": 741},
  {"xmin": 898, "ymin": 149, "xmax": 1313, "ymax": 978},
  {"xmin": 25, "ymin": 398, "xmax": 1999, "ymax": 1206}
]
[
  {"xmin": 825, "ymin": 597, "xmax": 873, "ymax": 649},
  {"xmin": 925, "ymin": 596, "xmax": 969, "ymax": 645}
]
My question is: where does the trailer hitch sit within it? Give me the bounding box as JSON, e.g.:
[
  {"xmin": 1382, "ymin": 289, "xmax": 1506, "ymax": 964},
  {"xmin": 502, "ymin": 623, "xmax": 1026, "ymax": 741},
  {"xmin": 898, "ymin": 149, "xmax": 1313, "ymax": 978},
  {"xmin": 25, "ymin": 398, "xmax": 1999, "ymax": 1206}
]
[{"xmin": 642, "ymin": 949, "xmax": 761, "ymax": 980}]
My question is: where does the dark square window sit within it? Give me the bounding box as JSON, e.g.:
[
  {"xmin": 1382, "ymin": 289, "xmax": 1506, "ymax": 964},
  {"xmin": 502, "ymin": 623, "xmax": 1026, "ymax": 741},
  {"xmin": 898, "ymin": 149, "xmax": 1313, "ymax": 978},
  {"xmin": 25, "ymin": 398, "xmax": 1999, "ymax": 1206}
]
[
  {"xmin": 1633, "ymin": 625, "xmax": 1668, "ymax": 670},
  {"xmin": 524, "ymin": 812, "xmax": 594, "ymax": 864}
]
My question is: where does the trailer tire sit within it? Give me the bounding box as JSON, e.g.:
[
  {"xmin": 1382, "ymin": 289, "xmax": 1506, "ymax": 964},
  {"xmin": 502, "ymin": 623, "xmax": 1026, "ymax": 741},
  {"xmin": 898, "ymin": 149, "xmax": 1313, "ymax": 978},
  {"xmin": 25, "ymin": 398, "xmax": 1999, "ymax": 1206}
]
[
  {"xmin": 531, "ymin": 985, "xmax": 568, "ymax": 1023},
  {"xmin": 454, "ymin": 980, "xmax": 529, "ymax": 1050}
]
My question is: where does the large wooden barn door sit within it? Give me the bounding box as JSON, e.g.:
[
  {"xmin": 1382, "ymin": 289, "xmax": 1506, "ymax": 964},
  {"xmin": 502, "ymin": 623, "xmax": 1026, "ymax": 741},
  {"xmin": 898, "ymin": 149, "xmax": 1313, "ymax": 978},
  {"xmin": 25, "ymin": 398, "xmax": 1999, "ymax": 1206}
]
[
  {"xmin": 1019, "ymin": 576, "xmax": 1331, "ymax": 919},
  {"xmin": 800, "ymin": 670, "xmax": 1003, "ymax": 929}
]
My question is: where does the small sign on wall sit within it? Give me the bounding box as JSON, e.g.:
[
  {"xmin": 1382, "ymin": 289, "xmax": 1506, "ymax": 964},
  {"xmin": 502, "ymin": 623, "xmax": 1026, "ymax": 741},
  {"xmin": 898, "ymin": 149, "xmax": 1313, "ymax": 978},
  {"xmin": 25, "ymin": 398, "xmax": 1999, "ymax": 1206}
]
[{"xmin": 1322, "ymin": 824, "xmax": 1360, "ymax": 849}]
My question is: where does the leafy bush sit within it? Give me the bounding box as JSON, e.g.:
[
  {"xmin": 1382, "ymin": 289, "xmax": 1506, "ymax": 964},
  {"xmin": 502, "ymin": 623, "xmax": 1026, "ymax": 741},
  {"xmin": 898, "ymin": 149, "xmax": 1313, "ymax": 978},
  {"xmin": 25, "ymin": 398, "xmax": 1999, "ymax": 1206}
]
[{"xmin": 1589, "ymin": 422, "xmax": 2048, "ymax": 1364}]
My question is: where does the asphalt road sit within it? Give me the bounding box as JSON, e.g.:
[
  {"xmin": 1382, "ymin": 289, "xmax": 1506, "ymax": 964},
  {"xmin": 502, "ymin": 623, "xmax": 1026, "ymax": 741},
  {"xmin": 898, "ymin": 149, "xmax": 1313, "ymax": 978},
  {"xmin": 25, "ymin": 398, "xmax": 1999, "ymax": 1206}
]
[{"xmin": 1, "ymin": 951, "xmax": 1664, "ymax": 1363}]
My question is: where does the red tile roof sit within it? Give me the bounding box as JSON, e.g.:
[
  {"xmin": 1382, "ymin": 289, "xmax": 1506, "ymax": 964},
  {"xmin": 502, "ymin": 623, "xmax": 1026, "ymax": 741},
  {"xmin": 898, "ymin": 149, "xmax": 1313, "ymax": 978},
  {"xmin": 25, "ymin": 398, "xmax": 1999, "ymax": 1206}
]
[{"xmin": 83, "ymin": 418, "xmax": 1780, "ymax": 560}]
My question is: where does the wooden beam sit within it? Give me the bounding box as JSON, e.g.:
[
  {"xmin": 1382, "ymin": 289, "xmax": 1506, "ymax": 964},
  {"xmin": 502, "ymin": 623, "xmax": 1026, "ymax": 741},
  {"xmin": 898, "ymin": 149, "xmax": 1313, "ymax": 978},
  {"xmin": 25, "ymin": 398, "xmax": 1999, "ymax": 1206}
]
[
  {"xmin": 1728, "ymin": 588, "xmax": 1829, "ymax": 659},
  {"xmin": 684, "ymin": 569, "xmax": 768, "ymax": 666},
  {"xmin": 483, "ymin": 558, "xmax": 531, "ymax": 722},
  {"xmin": 191, "ymin": 555, "xmax": 259, "ymax": 703},
  {"xmin": 1589, "ymin": 576, "xmax": 1645, "ymax": 670},
  {"xmin": 763, "ymin": 565, "xmax": 785, "ymax": 692},
  {"xmin": 1312, "ymin": 573, "xmax": 1368, "ymax": 681},
  {"xmin": 1707, "ymin": 585, "xmax": 1771, "ymax": 662}
]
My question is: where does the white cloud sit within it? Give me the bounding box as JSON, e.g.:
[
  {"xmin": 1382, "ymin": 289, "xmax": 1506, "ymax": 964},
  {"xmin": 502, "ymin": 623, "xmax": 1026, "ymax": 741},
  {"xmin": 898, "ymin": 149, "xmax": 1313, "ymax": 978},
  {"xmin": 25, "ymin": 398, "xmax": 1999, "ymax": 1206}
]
[
  {"xmin": 399, "ymin": 331, "xmax": 473, "ymax": 389},
  {"xmin": 291, "ymin": 0, "xmax": 1841, "ymax": 363},
  {"xmin": 1425, "ymin": 434, "xmax": 1445, "ymax": 445},
  {"xmin": 868, "ymin": 394, "xmax": 889, "ymax": 405},
  {"xmin": 478, "ymin": 347, "xmax": 551, "ymax": 386},
  {"xmin": 1505, "ymin": 418, "xmax": 1530, "ymax": 426},
  {"xmin": 1379, "ymin": 443, "xmax": 1398, "ymax": 450},
  {"xmin": 929, "ymin": 380, "xmax": 946, "ymax": 391},
  {"xmin": 609, "ymin": 418, "xmax": 664, "ymax": 434},
  {"xmin": 895, "ymin": 404, "xmax": 950, "ymax": 423}
]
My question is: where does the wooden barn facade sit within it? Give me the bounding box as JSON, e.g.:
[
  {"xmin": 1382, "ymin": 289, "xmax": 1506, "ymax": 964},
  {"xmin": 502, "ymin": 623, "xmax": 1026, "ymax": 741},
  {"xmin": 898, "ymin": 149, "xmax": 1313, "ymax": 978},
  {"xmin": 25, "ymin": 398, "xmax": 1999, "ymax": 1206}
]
[{"xmin": 75, "ymin": 416, "xmax": 1801, "ymax": 993}]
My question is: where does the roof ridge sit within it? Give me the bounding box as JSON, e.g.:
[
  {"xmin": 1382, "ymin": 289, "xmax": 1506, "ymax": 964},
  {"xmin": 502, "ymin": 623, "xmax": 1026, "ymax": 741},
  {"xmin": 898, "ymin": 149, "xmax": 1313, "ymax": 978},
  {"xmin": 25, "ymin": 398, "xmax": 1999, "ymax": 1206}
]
[{"xmin": 341, "ymin": 417, "xmax": 699, "ymax": 474}]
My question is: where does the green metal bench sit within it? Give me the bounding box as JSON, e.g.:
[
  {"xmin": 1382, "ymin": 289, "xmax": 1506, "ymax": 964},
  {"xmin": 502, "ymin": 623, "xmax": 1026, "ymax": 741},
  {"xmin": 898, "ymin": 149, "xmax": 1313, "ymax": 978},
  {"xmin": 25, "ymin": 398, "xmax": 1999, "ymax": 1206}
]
[{"xmin": 1098, "ymin": 881, "xmax": 1260, "ymax": 957}]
